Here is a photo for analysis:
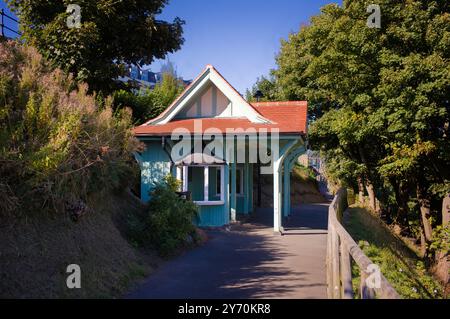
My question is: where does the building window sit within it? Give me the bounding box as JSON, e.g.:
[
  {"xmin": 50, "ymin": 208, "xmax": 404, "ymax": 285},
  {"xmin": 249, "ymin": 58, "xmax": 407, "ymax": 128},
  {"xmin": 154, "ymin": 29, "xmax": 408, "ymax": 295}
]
[
  {"xmin": 216, "ymin": 168, "xmax": 221, "ymax": 196},
  {"xmin": 178, "ymin": 165, "xmax": 224, "ymax": 206},
  {"xmin": 235, "ymin": 167, "xmax": 244, "ymax": 195}
]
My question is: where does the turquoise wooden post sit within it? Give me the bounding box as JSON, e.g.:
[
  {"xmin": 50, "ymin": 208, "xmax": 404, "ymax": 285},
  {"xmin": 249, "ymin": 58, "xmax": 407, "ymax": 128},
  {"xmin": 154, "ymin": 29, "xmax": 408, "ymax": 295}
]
[
  {"xmin": 287, "ymin": 161, "xmax": 294, "ymax": 216},
  {"xmin": 230, "ymin": 146, "xmax": 237, "ymax": 222},
  {"xmin": 171, "ymin": 164, "xmax": 177, "ymax": 177},
  {"xmin": 248, "ymin": 164, "xmax": 253, "ymax": 213},
  {"xmin": 285, "ymin": 146, "xmax": 306, "ymax": 216},
  {"xmin": 283, "ymin": 164, "xmax": 290, "ymax": 217},
  {"xmin": 243, "ymin": 161, "xmax": 249, "ymax": 214},
  {"xmin": 224, "ymin": 163, "xmax": 230, "ymax": 224},
  {"xmin": 282, "ymin": 150, "xmax": 296, "ymax": 217},
  {"xmin": 273, "ymin": 140, "xmax": 297, "ymax": 233}
]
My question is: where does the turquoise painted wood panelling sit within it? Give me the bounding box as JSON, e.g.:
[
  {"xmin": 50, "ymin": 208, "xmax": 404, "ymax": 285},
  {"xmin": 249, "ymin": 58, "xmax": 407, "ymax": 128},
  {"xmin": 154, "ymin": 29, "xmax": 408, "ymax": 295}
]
[
  {"xmin": 236, "ymin": 196, "xmax": 245, "ymax": 214},
  {"xmin": 243, "ymin": 161, "xmax": 249, "ymax": 215},
  {"xmin": 139, "ymin": 141, "xmax": 171, "ymax": 202},
  {"xmin": 196, "ymin": 205, "xmax": 227, "ymax": 227},
  {"xmin": 223, "ymin": 163, "xmax": 230, "ymax": 224}
]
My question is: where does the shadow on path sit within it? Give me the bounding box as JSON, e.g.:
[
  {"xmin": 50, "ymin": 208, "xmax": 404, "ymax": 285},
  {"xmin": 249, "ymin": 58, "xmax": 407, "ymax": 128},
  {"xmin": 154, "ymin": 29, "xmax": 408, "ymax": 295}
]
[{"xmin": 127, "ymin": 203, "xmax": 329, "ymax": 299}]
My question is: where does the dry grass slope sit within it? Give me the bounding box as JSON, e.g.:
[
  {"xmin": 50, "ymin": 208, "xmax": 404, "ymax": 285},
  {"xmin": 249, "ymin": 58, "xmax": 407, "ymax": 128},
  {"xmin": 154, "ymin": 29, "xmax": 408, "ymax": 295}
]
[{"xmin": 0, "ymin": 192, "xmax": 160, "ymax": 298}]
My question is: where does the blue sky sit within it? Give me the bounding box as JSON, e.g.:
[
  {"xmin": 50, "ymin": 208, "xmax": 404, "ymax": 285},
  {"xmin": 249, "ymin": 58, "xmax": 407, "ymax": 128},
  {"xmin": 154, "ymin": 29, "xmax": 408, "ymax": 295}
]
[{"xmin": 1, "ymin": 0, "xmax": 342, "ymax": 93}]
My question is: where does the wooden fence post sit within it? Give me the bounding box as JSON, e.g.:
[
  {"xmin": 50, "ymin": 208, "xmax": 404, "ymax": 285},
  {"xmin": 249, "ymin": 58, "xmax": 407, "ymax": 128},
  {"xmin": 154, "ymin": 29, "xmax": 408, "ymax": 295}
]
[
  {"xmin": 331, "ymin": 225, "xmax": 340, "ymax": 298},
  {"xmin": 340, "ymin": 243, "xmax": 353, "ymax": 299},
  {"xmin": 360, "ymin": 267, "xmax": 376, "ymax": 299},
  {"xmin": 326, "ymin": 224, "xmax": 333, "ymax": 299}
]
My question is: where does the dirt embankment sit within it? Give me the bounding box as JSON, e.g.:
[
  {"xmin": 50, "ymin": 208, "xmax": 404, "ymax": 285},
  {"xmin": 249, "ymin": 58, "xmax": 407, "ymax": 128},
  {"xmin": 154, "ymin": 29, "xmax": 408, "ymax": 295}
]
[
  {"xmin": 254, "ymin": 165, "xmax": 326, "ymax": 208},
  {"xmin": 0, "ymin": 192, "xmax": 161, "ymax": 298}
]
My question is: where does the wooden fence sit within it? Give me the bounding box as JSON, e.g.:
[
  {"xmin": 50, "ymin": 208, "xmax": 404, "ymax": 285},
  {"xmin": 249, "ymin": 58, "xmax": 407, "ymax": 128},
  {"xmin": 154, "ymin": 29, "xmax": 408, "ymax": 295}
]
[{"xmin": 326, "ymin": 188, "xmax": 400, "ymax": 299}]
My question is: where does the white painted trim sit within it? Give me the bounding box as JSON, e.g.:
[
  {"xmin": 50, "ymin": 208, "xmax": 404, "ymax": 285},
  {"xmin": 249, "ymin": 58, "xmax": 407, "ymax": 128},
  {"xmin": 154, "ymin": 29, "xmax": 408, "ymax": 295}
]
[
  {"xmin": 209, "ymin": 70, "xmax": 270, "ymax": 123},
  {"xmin": 179, "ymin": 164, "xmax": 225, "ymax": 205},
  {"xmin": 204, "ymin": 166, "xmax": 209, "ymax": 202},
  {"xmin": 194, "ymin": 200, "xmax": 225, "ymax": 206},
  {"xmin": 182, "ymin": 166, "xmax": 188, "ymax": 192},
  {"xmin": 146, "ymin": 66, "xmax": 272, "ymax": 125},
  {"xmin": 273, "ymin": 140, "xmax": 299, "ymax": 233},
  {"xmin": 176, "ymin": 166, "xmax": 182, "ymax": 191},
  {"xmin": 220, "ymin": 165, "xmax": 225, "ymax": 202},
  {"xmin": 161, "ymin": 74, "xmax": 211, "ymax": 124}
]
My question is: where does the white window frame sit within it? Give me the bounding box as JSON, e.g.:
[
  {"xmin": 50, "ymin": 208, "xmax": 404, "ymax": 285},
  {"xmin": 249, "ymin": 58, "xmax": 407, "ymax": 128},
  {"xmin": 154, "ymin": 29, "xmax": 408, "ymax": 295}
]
[{"xmin": 179, "ymin": 165, "xmax": 225, "ymax": 206}]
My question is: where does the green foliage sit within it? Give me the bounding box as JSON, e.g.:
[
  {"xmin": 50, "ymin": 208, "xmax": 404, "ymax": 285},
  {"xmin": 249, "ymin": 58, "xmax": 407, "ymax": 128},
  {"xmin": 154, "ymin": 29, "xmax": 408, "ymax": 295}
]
[
  {"xmin": 429, "ymin": 224, "xmax": 450, "ymax": 254},
  {"xmin": 245, "ymin": 75, "xmax": 279, "ymax": 102},
  {"xmin": 293, "ymin": 163, "xmax": 317, "ymax": 182},
  {"xmin": 0, "ymin": 40, "xmax": 139, "ymax": 216},
  {"xmin": 6, "ymin": 0, "xmax": 185, "ymax": 94},
  {"xmin": 352, "ymin": 242, "xmax": 442, "ymax": 299},
  {"xmin": 113, "ymin": 72, "xmax": 185, "ymax": 124},
  {"xmin": 127, "ymin": 175, "xmax": 199, "ymax": 257},
  {"xmin": 273, "ymin": 0, "xmax": 449, "ymax": 245},
  {"xmin": 345, "ymin": 207, "xmax": 443, "ymax": 299}
]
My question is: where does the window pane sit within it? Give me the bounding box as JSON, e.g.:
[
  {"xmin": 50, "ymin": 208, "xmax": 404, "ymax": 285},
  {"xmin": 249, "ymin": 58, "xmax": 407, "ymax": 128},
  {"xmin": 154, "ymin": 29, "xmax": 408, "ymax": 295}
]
[
  {"xmin": 188, "ymin": 166, "xmax": 204, "ymax": 201},
  {"xmin": 216, "ymin": 169, "xmax": 221, "ymax": 195},
  {"xmin": 236, "ymin": 169, "xmax": 241, "ymax": 194}
]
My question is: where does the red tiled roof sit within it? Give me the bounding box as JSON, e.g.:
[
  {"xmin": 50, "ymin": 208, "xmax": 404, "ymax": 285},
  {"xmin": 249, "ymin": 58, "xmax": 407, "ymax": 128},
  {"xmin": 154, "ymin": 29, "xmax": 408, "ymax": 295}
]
[{"xmin": 134, "ymin": 101, "xmax": 307, "ymax": 136}]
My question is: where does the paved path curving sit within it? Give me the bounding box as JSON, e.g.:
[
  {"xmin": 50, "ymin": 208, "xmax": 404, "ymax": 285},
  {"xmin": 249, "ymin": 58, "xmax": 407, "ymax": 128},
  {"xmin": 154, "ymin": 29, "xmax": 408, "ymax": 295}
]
[{"xmin": 127, "ymin": 203, "xmax": 329, "ymax": 299}]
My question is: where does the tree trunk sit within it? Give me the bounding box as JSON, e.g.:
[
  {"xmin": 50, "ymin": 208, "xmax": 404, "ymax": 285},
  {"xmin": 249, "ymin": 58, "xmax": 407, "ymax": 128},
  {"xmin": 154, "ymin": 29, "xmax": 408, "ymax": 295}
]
[
  {"xmin": 357, "ymin": 145, "xmax": 380, "ymax": 215},
  {"xmin": 434, "ymin": 195, "xmax": 449, "ymax": 285},
  {"xmin": 419, "ymin": 229, "xmax": 427, "ymax": 257},
  {"xmin": 357, "ymin": 176, "xmax": 365, "ymax": 205},
  {"xmin": 365, "ymin": 180, "xmax": 377, "ymax": 213},
  {"xmin": 416, "ymin": 184, "xmax": 433, "ymax": 243},
  {"xmin": 390, "ymin": 178, "xmax": 410, "ymax": 230},
  {"xmin": 443, "ymin": 194, "xmax": 450, "ymax": 225}
]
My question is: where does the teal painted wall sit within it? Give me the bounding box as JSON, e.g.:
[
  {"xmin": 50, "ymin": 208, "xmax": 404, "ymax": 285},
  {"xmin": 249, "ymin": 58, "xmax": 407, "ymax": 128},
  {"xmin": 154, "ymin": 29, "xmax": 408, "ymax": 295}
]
[
  {"xmin": 196, "ymin": 205, "xmax": 228, "ymax": 227},
  {"xmin": 139, "ymin": 141, "xmax": 171, "ymax": 202},
  {"xmin": 137, "ymin": 137, "xmax": 302, "ymax": 227},
  {"xmin": 237, "ymin": 196, "xmax": 245, "ymax": 214}
]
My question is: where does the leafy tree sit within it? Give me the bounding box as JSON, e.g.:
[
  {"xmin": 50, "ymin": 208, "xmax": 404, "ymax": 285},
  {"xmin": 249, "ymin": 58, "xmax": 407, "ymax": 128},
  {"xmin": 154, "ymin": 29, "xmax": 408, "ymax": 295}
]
[
  {"xmin": 113, "ymin": 72, "xmax": 185, "ymax": 124},
  {"xmin": 245, "ymin": 75, "xmax": 279, "ymax": 102},
  {"xmin": 6, "ymin": 0, "xmax": 185, "ymax": 94},
  {"xmin": 275, "ymin": 0, "xmax": 449, "ymax": 251}
]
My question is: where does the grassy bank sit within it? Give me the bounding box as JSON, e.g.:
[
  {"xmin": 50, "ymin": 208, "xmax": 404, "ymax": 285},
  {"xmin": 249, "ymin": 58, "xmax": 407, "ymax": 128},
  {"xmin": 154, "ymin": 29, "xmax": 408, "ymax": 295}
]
[
  {"xmin": 255, "ymin": 164, "xmax": 325, "ymax": 207},
  {"xmin": 343, "ymin": 206, "xmax": 444, "ymax": 299},
  {"xmin": 0, "ymin": 192, "xmax": 160, "ymax": 298}
]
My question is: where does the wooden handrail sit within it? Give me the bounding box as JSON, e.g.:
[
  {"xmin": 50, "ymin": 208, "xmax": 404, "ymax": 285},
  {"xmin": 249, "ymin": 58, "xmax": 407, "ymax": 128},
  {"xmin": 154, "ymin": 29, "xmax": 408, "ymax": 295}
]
[{"xmin": 326, "ymin": 188, "xmax": 400, "ymax": 299}]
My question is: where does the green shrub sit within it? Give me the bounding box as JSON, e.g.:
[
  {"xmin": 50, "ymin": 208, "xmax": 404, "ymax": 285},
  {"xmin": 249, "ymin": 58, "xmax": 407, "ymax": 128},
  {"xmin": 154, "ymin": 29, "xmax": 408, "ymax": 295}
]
[
  {"xmin": 345, "ymin": 207, "xmax": 443, "ymax": 299},
  {"xmin": 128, "ymin": 175, "xmax": 199, "ymax": 256},
  {"xmin": 0, "ymin": 40, "xmax": 140, "ymax": 217},
  {"xmin": 113, "ymin": 73, "xmax": 185, "ymax": 124}
]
